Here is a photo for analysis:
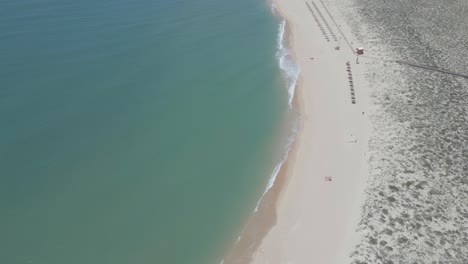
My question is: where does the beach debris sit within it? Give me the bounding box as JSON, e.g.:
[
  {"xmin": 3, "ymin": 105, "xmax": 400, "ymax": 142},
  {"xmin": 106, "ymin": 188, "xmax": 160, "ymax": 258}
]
[
  {"xmin": 324, "ymin": 176, "xmax": 332, "ymax": 181},
  {"xmin": 347, "ymin": 134, "xmax": 357, "ymax": 143}
]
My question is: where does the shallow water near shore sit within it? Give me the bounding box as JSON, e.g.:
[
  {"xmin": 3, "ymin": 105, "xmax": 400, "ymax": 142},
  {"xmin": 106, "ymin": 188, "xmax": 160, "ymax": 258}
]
[{"xmin": 0, "ymin": 0, "xmax": 290, "ymax": 263}]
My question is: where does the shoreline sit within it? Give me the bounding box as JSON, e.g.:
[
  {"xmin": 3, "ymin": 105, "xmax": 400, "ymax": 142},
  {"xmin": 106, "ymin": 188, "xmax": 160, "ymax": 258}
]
[
  {"xmin": 221, "ymin": 14, "xmax": 303, "ymax": 262},
  {"xmin": 223, "ymin": 0, "xmax": 372, "ymax": 262},
  {"xmin": 250, "ymin": 0, "xmax": 371, "ymax": 262}
]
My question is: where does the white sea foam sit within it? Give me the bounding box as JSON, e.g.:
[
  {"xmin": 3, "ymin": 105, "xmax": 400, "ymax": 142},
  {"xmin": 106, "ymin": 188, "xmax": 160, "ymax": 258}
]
[
  {"xmin": 226, "ymin": 20, "xmax": 301, "ymax": 258},
  {"xmin": 254, "ymin": 122, "xmax": 298, "ymax": 212},
  {"xmin": 254, "ymin": 19, "xmax": 300, "ymax": 212},
  {"xmin": 271, "ymin": 3, "xmax": 277, "ymax": 13},
  {"xmin": 276, "ymin": 20, "xmax": 300, "ymax": 107}
]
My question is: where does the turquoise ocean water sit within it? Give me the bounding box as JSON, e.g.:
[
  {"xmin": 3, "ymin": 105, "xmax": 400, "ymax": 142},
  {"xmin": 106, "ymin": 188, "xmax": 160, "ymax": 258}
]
[{"xmin": 1, "ymin": 0, "xmax": 292, "ymax": 263}]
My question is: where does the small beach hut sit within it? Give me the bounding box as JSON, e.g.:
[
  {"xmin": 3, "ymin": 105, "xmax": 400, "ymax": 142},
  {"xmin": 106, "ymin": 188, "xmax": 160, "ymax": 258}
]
[{"xmin": 356, "ymin": 47, "xmax": 364, "ymax": 55}]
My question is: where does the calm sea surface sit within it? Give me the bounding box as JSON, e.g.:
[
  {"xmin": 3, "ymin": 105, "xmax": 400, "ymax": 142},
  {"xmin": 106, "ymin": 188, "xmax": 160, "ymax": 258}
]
[{"xmin": 0, "ymin": 0, "xmax": 287, "ymax": 263}]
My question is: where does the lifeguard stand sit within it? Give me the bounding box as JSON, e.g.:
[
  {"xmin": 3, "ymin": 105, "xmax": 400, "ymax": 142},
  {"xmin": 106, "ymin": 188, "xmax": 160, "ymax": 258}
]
[
  {"xmin": 355, "ymin": 47, "xmax": 364, "ymax": 63},
  {"xmin": 356, "ymin": 47, "xmax": 364, "ymax": 55}
]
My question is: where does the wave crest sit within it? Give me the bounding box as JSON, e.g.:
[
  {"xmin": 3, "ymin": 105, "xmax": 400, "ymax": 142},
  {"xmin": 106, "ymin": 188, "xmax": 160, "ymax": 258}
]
[{"xmin": 254, "ymin": 19, "xmax": 300, "ymax": 212}]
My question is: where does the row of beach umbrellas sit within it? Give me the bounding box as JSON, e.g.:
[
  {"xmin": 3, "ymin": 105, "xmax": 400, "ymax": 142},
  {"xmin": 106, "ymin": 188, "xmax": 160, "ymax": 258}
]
[{"xmin": 346, "ymin": 61, "xmax": 356, "ymax": 104}]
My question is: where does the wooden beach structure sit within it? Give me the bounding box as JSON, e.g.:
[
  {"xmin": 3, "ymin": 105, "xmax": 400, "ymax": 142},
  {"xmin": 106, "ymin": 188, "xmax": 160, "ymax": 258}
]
[{"xmin": 356, "ymin": 47, "xmax": 364, "ymax": 55}]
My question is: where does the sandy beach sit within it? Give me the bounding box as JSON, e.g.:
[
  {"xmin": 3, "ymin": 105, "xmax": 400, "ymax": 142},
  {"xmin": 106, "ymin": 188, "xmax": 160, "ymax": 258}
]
[
  {"xmin": 222, "ymin": 0, "xmax": 372, "ymax": 263},
  {"xmin": 249, "ymin": 0, "xmax": 371, "ymax": 262},
  {"xmin": 224, "ymin": 0, "xmax": 468, "ymax": 262}
]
